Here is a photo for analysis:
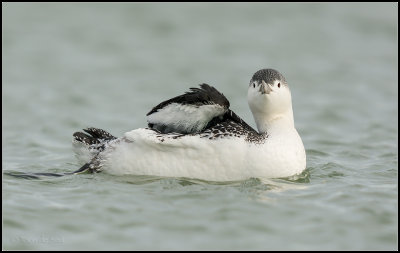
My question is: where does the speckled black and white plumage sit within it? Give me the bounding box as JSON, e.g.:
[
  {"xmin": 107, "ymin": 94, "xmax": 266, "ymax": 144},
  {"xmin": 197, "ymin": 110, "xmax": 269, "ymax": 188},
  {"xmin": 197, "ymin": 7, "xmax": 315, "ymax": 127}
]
[
  {"xmin": 153, "ymin": 109, "xmax": 267, "ymax": 144},
  {"xmin": 198, "ymin": 110, "xmax": 267, "ymax": 144},
  {"xmin": 73, "ymin": 127, "xmax": 116, "ymax": 152},
  {"xmin": 73, "ymin": 128, "xmax": 116, "ymax": 146}
]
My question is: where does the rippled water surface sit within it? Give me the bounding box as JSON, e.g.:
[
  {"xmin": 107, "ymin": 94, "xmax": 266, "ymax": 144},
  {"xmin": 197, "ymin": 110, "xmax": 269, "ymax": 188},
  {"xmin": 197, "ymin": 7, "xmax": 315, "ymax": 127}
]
[{"xmin": 3, "ymin": 3, "xmax": 398, "ymax": 250}]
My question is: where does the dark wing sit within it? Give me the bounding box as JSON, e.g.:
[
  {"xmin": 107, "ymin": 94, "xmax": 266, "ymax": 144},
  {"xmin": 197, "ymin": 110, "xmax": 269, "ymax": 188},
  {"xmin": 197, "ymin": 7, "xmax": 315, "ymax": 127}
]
[{"xmin": 146, "ymin": 83, "xmax": 230, "ymax": 134}]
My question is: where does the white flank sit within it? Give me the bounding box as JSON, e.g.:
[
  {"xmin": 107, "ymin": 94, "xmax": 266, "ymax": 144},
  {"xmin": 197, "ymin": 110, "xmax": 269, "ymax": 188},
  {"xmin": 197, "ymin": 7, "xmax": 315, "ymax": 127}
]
[{"xmin": 98, "ymin": 127, "xmax": 305, "ymax": 181}]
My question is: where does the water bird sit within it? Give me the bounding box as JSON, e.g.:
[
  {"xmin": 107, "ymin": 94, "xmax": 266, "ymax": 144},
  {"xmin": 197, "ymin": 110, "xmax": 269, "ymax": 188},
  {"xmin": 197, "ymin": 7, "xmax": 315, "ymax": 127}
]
[{"xmin": 72, "ymin": 68, "xmax": 306, "ymax": 181}]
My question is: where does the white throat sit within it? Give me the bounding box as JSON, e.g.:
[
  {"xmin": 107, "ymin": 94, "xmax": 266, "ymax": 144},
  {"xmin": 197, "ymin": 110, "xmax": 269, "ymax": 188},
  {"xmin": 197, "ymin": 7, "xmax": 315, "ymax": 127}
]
[{"xmin": 251, "ymin": 107, "xmax": 294, "ymax": 134}]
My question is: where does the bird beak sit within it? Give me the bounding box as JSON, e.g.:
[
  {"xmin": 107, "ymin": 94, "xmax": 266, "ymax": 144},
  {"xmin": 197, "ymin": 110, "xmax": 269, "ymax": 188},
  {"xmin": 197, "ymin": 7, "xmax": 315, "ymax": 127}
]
[{"xmin": 260, "ymin": 80, "xmax": 273, "ymax": 94}]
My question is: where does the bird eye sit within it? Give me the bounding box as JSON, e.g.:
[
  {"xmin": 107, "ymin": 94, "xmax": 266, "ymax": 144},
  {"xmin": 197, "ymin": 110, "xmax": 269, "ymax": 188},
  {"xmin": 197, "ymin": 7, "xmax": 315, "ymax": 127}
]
[
  {"xmin": 253, "ymin": 83, "xmax": 255, "ymax": 88},
  {"xmin": 278, "ymin": 83, "xmax": 281, "ymax": 88}
]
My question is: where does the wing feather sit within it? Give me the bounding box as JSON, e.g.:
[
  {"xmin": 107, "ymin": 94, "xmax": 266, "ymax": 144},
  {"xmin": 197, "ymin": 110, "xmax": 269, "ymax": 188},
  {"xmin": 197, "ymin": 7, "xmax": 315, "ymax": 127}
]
[{"xmin": 146, "ymin": 84, "xmax": 230, "ymax": 134}]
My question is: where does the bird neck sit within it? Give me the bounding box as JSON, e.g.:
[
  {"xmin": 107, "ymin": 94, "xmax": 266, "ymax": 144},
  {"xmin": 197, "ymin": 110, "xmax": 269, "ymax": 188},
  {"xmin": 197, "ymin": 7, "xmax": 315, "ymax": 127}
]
[{"xmin": 253, "ymin": 107, "xmax": 295, "ymax": 134}]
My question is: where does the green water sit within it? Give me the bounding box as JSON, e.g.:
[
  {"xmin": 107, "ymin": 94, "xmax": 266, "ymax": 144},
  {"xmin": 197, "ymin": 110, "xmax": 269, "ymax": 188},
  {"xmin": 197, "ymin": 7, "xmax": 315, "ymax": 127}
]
[{"xmin": 3, "ymin": 3, "xmax": 398, "ymax": 250}]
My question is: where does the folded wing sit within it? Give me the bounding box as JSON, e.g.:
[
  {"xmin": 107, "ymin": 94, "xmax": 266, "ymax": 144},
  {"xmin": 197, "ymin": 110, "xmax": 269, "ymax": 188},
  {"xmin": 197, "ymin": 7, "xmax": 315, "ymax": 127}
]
[{"xmin": 146, "ymin": 83, "xmax": 230, "ymax": 134}]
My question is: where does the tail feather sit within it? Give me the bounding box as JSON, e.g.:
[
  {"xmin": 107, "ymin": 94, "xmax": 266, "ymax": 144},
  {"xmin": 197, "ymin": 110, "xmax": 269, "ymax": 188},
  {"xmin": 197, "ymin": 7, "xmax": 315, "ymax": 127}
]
[
  {"xmin": 72, "ymin": 127, "xmax": 116, "ymax": 166},
  {"xmin": 73, "ymin": 127, "xmax": 116, "ymax": 145},
  {"xmin": 83, "ymin": 127, "xmax": 116, "ymax": 140},
  {"xmin": 5, "ymin": 127, "xmax": 113, "ymax": 180}
]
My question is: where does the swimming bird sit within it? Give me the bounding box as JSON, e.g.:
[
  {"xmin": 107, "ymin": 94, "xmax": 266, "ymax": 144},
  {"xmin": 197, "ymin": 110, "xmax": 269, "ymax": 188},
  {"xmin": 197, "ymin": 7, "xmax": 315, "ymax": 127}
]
[{"xmin": 72, "ymin": 68, "xmax": 306, "ymax": 181}]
